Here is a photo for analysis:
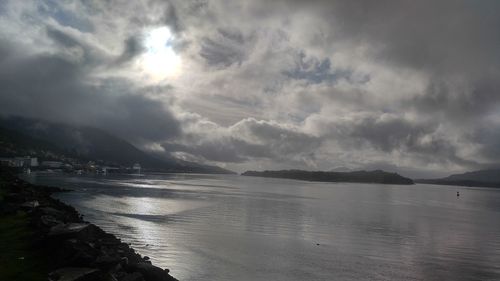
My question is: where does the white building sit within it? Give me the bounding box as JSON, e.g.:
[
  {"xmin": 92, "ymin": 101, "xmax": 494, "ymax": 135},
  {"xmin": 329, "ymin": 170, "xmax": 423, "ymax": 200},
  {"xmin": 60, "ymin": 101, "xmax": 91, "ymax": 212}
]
[
  {"xmin": 0, "ymin": 157, "xmax": 39, "ymax": 168},
  {"xmin": 41, "ymin": 161, "xmax": 64, "ymax": 168},
  {"xmin": 132, "ymin": 163, "xmax": 141, "ymax": 174}
]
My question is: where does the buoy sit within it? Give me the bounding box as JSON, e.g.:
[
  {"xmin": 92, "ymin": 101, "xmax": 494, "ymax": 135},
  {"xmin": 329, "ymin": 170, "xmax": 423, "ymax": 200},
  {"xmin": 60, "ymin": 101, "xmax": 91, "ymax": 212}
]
[{"xmin": 457, "ymin": 191, "xmax": 460, "ymax": 197}]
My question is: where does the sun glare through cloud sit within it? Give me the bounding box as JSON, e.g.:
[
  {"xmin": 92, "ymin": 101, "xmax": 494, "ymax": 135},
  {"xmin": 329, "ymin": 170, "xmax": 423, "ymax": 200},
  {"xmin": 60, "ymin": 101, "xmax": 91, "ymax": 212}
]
[
  {"xmin": 2, "ymin": 1, "xmax": 500, "ymax": 281},
  {"xmin": 140, "ymin": 26, "xmax": 181, "ymax": 80}
]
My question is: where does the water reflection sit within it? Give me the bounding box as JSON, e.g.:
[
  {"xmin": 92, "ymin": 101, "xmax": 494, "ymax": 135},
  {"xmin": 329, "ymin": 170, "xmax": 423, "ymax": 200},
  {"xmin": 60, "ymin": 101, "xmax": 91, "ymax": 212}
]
[{"xmin": 24, "ymin": 173, "xmax": 500, "ymax": 281}]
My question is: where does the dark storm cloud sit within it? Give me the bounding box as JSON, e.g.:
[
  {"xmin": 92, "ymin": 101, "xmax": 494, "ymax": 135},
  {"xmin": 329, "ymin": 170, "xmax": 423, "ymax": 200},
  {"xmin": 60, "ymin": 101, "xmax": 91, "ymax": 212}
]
[
  {"xmin": 411, "ymin": 77, "xmax": 500, "ymax": 123},
  {"xmin": 45, "ymin": 26, "xmax": 109, "ymax": 67},
  {"xmin": 309, "ymin": 0, "xmax": 500, "ymax": 117},
  {"xmin": 165, "ymin": 118, "xmax": 320, "ymax": 166},
  {"xmin": 284, "ymin": 54, "xmax": 356, "ymax": 84},
  {"xmin": 298, "ymin": 112, "xmax": 479, "ymax": 173},
  {"xmin": 0, "ymin": 40, "xmax": 181, "ymax": 144},
  {"xmin": 163, "ymin": 3, "xmax": 182, "ymax": 33},
  {"xmin": 162, "ymin": 141, "xmax": 250, "ymax": 163},
  {"xmin": 200, "ymin": 28, "xmax": 252, "ymax": 67},
  {"xmin": 38, "ymin": 0, "xmax": 94, "ymax": 32},
  {"xmin": 470, "ymin": 123, "xmax": 500, "ymax": 161},
  {"xmin": 2, "ymin": 0, "xmax": 500, "ymax": 175},
  {"xmin": 114, "ymin": 35, "xmax": 146, "ymax": 65}
]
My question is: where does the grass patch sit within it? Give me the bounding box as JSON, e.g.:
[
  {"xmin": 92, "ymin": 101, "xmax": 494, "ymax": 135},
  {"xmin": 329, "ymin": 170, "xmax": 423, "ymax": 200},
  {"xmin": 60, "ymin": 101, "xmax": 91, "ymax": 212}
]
[{"xmin": 0, "ymin": 212, "xmax": 49, "ymax": 281}]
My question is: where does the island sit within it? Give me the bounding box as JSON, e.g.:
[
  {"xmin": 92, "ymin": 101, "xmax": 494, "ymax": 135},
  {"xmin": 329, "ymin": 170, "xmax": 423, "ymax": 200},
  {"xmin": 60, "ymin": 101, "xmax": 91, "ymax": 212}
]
[
  {"xmin": 416, "ymin": 169, "xmax": 500, "ymax": 188},
  {"xmin": 241, "ymin": 169, "xmax": 414, "ymax": 185}
]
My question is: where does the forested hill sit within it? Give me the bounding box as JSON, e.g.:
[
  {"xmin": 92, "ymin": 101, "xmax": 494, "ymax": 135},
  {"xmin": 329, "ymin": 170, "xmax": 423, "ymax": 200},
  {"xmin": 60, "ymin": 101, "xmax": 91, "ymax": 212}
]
[
  {"xmin": 0, "ymin": 116, "xmax": 233, "ymax": 174},
  {"xmin": 242, "ymin": 169, "xmax": 414, "ymax": 185}
]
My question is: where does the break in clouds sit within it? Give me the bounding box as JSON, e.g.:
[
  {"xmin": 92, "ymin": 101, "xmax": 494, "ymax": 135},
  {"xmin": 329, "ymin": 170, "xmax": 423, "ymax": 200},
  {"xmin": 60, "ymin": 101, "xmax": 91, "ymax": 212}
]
[{"xmin": 1, "ymin": 0, "xmax": 500, "ymax": 177}]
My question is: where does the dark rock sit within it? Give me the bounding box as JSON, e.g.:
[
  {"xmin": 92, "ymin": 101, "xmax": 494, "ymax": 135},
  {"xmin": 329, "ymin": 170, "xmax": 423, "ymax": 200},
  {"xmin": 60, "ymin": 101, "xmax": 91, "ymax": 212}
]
[
  {"xmin": 0, "ymin": 202, "xmax": 18, "ymax": 215},
  {"xmin": 21, "ymin": 200, "xmax": 40, "ymax": 209},
  {"xmin": 49, "ymin": 223, "xmax": 104, "ymax": 242},
  {"xmin": 95, "ymin": 255, "xmax": 123, "ymax": 269},
  {"xmin": 127, "ymin": 263, "xmax": 174, "ymax": 281},
  {"xmin": 119, "ymin": 272, "xmax": 145, "ymax": 281},
  {"xmin": 40, "ymin": 207, "xmax": 66, "ymax": 219},
  {"xmin": 50, "ymin": 223, "xmax": 91, "ymax": 236},
  {"xmin": 121, "ymin": 257, "xmax": 129, "ymax": 266},
  {"xmin": 49, "ymin": 267, "xmax": 100, "ymax": 281},
  {"xmin": 4, "ymin": 192, "xmax": 25, "ymax": 203},
  {"xmin": 0, "ymin": 169, "xmax": 178, "ymax": 281},
  {"xmin": 40, "ymin": 215, "xmax": 63, "ymax": 227},
  {"xmin": 56, "ymin": 239, "xmax": 100, "ymax": 267},
  {"xmin": 99, "ymin": 236, "xmax": 122, "ymax": 246}
]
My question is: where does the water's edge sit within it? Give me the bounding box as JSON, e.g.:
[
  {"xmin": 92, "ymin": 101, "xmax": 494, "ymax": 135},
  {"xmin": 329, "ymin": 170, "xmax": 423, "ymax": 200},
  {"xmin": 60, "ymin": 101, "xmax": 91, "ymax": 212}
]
[{"xmin": 0, "ymin": 168, "xmax": 178, "ymax": 281}]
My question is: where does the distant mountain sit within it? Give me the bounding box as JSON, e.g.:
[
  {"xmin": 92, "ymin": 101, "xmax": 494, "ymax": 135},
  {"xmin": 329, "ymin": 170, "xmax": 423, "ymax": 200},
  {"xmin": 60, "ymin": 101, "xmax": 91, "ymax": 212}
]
[
  {"xmin": 416, "ymin": 169, "xmax": 500, "ymax": 188},
  {"xmin": 0, "ymin": 126, "xmax": 69, "ymax": 159},
  {"xmin": 0, "ymin": 116, "xmax": 234, "ymax": 174},
  {"xmin": 242, "ymin": 169, "xmax": 414, "ymax": 185},
  {"xmin": 330, "ymin": 166, "xmax": 351, "ymax": 172}
]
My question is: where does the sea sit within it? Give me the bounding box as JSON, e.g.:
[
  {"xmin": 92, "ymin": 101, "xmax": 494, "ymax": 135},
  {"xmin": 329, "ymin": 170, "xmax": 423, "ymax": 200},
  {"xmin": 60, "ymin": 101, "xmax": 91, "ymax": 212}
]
[{"xmin": 23, "ymin": 172, "xmax": 500, "ymax": 281}]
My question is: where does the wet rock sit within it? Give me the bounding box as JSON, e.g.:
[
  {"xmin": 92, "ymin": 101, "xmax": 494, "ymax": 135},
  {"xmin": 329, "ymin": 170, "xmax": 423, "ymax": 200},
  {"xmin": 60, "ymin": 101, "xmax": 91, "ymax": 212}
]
[
  {"xmin": 4, "ymin": 192, "xmax": 25, "ymax": 203},
  {"xmin": 0, "ymin": 169, "xmax": 178, "ymax": 281},
  {"xmin": 127, "ymin": 263, "xmax": 174, "ymax": 281},
  {"xmin": 21, "ymin": 200, "xmax": 40, "ymax": 209},
  {"xmin": 50, "ymin": 223, "xmax": 90, "ymax": 236},
  {"xmin": 119, "ymin": 272, "xmax": 145, "ymax": 281},
  {"xmin": 55, "ymin": 239, "xmax": 100, "ymax": 267},
  {"xmin": 49, "ymin": 223, "xmax": 104, "ymax": 241},
  {"xmin": 40, "ymin": 207, "xmax": 66, "ymax": 219},
  {"xmin": 99, "ymin": 236, "xmax": 122, "ymax": 246},
  {"xmin": 95, "ymin": 255, "xmax": 124, "ymax": 269},
  {"xmin": 40, "ymin": 215, "xmax": 62, "ymax": 227},
  {"xmin": 0, "ymin": 202, "xmax": 18, "ymax": 215},
  {"xmin": 49, "ymin": 267, "xmax": 100, "ymax": 281}
]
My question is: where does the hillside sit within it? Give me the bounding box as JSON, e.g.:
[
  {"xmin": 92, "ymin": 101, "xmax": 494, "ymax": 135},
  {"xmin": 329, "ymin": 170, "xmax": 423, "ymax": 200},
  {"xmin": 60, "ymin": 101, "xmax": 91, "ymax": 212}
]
[
  {"xmin": 416, "ymin": 169, "xmax": 500, "ymax": 188},
  {"xmin": 242, "ymin": 169, "xmax": 414, "ymax": 185},
  {"xmin": 0, "ymin": 116, "xmax": 233, "ymax": 174},
  {"xmin": 0, "ymin": 126, "xmax": 71, "ymax": 160}
]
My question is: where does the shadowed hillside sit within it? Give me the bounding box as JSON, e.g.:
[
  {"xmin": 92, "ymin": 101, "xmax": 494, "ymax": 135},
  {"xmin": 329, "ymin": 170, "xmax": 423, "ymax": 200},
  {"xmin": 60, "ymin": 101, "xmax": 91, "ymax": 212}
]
[
  {"xmin": 242, "ymin": 169, "xmax": 414, "ymax": 185},
  {"xmin": 416, "ymin": 170, "xmax": 500, "ymax": 188},
  {"xmin": 0, "ymin": 116, "xmax": 233, "ymax": 174}
]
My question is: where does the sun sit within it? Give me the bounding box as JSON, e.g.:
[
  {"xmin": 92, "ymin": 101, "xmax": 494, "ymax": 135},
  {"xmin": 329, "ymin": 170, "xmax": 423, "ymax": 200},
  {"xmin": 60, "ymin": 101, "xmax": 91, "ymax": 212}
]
[{"xmin": 140, "ymin": 27, "xmax": 181, "ymax": 80}]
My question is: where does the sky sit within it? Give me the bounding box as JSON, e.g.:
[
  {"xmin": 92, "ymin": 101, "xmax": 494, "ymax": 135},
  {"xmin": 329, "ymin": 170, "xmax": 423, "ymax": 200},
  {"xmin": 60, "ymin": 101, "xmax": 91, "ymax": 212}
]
[{"xmin": 1, "ymin": 0, "xmax": 500, "ymax": 178}]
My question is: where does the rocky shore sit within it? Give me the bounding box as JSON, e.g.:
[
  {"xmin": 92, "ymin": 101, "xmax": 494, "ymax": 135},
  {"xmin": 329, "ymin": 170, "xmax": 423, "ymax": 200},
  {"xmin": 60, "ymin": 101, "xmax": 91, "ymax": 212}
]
[{"xmin": 0, "ymin": 167, "xmax": 178, "ymax": 281}]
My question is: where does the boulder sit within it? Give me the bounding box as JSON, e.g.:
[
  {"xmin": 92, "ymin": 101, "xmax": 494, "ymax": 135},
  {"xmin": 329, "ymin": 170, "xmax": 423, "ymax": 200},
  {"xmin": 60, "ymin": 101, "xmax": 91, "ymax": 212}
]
[
  {"xmin": 95, "ymin": 255, "xmax": 124, "ymax": 269},
  {"xmin": 126, "ymin": 263, "xmax": 175, "ymax": 281},
  {"xmin": 20, "ymin": 200, "xmax": 39, "ymax": 209},
  {"xmin": 40, "ymin": 215, "xmax": 62, "ymax": 227},
  {"xmin": 119, "ymin": 272, "xmax": 145, "ymax": 281},
  {"xmin": 40, "ymin": 207, "xmax": 66, "ymax": 220},
  {"xmin": 0, "ymin": 202, "xmax": 18, "ymax": 215},
  {"xmin": 49, "ymin": 267, "xmax": 100, "ymax": 281},
  {"xmin": 55, "ymin": 239, "xmax": 100, "ymax": 267},
  {"xmin": 4, "ymin": 192, "xmax": 25, "ymax": 203},
  {"xmin": 49, "ymin": 223, "xmax": 104, "ymax": 241}
]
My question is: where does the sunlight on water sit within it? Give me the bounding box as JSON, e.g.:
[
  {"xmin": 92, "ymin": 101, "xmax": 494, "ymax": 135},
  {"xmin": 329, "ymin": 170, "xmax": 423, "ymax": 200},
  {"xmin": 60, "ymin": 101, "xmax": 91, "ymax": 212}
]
[{"xmin": 24, "ymin": 173, "xmax": 500, "ymax": 281}]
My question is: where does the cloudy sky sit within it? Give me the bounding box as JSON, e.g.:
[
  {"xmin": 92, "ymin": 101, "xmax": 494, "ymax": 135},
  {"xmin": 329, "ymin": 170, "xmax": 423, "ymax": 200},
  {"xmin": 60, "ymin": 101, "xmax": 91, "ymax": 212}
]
[{"xmin": 1, "ymin": 0, "xmax": 500, "ymax": 177}]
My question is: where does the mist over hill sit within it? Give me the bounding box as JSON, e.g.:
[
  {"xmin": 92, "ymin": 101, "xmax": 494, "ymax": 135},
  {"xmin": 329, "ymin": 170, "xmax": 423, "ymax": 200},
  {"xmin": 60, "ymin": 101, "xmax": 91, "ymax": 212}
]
[
  {"xmin": 417, "ymin": 170, "xmax": 500, "ymax": 188},
  {"xmin": 0, "ymin": 116, "xmax": 233, "ymax": 174}
]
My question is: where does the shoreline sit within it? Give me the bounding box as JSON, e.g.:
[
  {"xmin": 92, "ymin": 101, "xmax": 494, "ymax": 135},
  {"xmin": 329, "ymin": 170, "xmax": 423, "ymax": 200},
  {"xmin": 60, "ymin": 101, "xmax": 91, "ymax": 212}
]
[{"xmin": 0, "ymin": 167, "xmax": 178, "ymax": 281}]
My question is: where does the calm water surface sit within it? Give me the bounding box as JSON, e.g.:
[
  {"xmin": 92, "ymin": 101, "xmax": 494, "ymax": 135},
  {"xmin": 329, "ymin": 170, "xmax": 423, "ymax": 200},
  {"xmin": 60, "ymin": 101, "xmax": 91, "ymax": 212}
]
[{"xmin": 24, "ymin": 173, "xmax": 500, "ymax": 281}]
